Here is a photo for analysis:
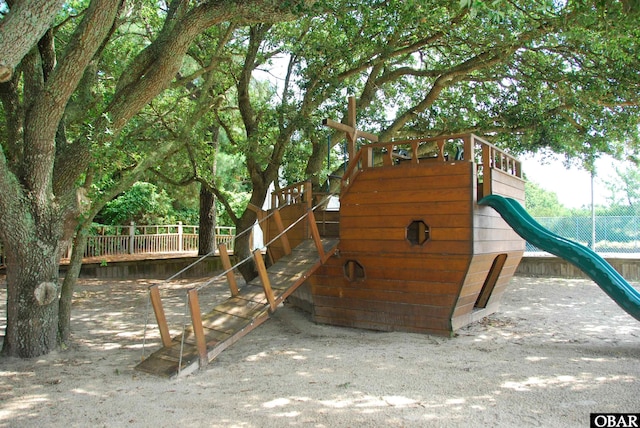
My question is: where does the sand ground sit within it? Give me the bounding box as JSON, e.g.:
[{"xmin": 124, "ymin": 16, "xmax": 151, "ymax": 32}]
[{"xmin": 0, "ymin": 275, "xmax": 638, "ymax": 427}]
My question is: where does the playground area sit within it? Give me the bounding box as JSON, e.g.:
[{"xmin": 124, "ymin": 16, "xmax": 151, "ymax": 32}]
[{"xmin": 0, "ymin": 273, "xmax": 638, "ymax": 427}]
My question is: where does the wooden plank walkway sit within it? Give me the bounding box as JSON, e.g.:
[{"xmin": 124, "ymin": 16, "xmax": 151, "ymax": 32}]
[{"xmin": 135, "ymin": 237, "xmax": 339, "ymax": 378}]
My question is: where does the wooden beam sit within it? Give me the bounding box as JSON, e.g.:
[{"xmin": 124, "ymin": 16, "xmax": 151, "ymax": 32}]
[
  {"xmin": 362, "ymin": 146, "xmax": 373, "ymax": 169},
  {"xmin": 482, "ymin": 144, "xmax": 492, "ymax": 198},
  {"xmin": 322, "ymin": 119, "xmax": 379, "ymax": 143},
  {"xmin": 356, "ymin": 129, "xmax": 379, "ymax": 143},
  {"xmin": 273, "ymin": 209, "xmax": 292, "ymax": 256},
  {"xmin": 247, "ymin": 203, "xmax": 265, "ymax": 218},
  {"xmin": 463, "ymin": 135, "xmax": 473, "ymax": 161},
  {"xmin": 322, "ymin": 97, "xmax": 379, "ymax": 171},
  {"xmin": 149, "ymin": 285, "xmax": 172, "ymax": 348},
  {"xmin": 307, "ymin": 209, "xmax": 326, "ymax": 262},
  {"xmin": 382, "ymin": 149, "xmax": 393, "ymax": 166},
  {"xmin": 187, "ymin": 288, "xmax": 208, "ymax": 368},
  {"xmin": 411, "ymin": 141, "xmax": 419, "ymax": 164},
  {"xmin": 253, "ymin": 249, "xmax": 276, "ymax": 312},
  {"xmin": 218, "ymin": 243, "xmax": 239, "ymax": 297},
  {"xmin": 304, "ymin": 181, "xmax": 313, "ymax": 210},
  {"xmin": 323, "ymin": 118, "xmax": 353, "ymax": 135},
  {"xmin": 437, "ymin": 139, "xmax": 445, "ymax": 161},
  {"xmin": 348, "ymin": 96, "xmax": 357, "ymax": 133}
]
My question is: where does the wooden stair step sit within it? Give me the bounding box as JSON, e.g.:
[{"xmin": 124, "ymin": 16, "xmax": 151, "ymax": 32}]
[
  {"xmin": 135, "ymin": 236, "xmax": 339, "ymax": 378},
  {"xmin": 201, "ymin": 309, "xmax": 264, "ymax": 333}
]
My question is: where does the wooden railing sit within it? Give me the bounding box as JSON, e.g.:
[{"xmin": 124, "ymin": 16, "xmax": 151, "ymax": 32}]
[
  {"xmin": 477, "ymin": 135, "xmax": 523, "ymax": 199},
  {"xmin": 271, "ymin": 181, "xmax": 312, "ymax": 209},
  {"xmin": 341, "ymin": 133, "xmax": 522, "ymax": 197},
  {"xmin": 65, "ymin": 224, "xmax": 236, "ymax": 259},
  {"xmin": 143, "ymin": 183, "xmax": 331, "ymax": 371}
]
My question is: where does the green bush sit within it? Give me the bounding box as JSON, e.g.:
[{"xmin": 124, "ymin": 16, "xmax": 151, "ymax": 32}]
[{"xmin": 97, "ymin": 182, "xmax": 174, "ymax": 225}]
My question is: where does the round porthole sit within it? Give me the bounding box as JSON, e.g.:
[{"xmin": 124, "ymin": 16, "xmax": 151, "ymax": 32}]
[{"xmin": 406, "ymin": 220, "xmax": 430, "ymax": 245}]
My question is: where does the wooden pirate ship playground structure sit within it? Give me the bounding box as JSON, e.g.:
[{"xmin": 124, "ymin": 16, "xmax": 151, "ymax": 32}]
[{"xmin": 136, "ymin": 100, "xmax": 640, "ymax": 378}]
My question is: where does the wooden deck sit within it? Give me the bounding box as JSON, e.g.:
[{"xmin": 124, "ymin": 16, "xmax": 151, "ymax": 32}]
[{"xmin": 135, "ymin": 237, "xmax": 338, "ymax": 378}]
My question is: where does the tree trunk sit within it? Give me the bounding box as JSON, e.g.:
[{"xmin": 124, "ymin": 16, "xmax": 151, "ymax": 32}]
[
  {"xmin": 198, "ymin": 185, "xmax": 217, "ymax": 255},
  {"xmin": 57, "ymin": 226, "xmax": 89, "ymax": 344},
  {"xmin": 2, "ymin": 234, "xmax": 60, "ymax": 358},
  {"xmin": 234, "ymin": 183, "xmax": 270, "ymax": 281},
  {"xmin": 0, "ymin": 0, "xmax": 64, "ymax": 82},
  {"xmin": 234, "ymin": 212, "xmax": 259, "ymax": 281},
  {"xmin": 305, "ymin": 135, "xmax": 328, "ymax": 191},
  {"xmin": 198, "ymin": 127, "xmax": 219, "ymax": 256}
]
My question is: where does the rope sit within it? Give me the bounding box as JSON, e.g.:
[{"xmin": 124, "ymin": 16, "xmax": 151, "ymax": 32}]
[
  {"xmin": 143, "ymin": 189, "xmax": 338, "ymax": 372},
  {"xmin": 194, "ymin": 249, "xmax": 256, "ymax": 292},
  {"xmin": 139, "ymin": 205, "xmax": 279, "ymax": 330},
  {"xmin": 192, "ymin": 192, "xmax": 337, "ymax": 293},
  {"xmin": 147, "ymin": 205, "xmax": 280, "ymax": 290}
]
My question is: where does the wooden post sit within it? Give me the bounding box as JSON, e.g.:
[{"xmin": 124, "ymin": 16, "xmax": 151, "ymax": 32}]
[
  {"xmin": 307, "ymin": 209, "xmax": 326, "ymax": 262},
  {"xmin": 129, "ymin": 222, "xmax": 135, "ymax": 254},
  {"xmin": 253, "ymin": 249, "xmax": 276, "ymax": 312},
  {"xmin": 382, "ymin": 149, "xmax": 393, "ymax": 166},
  {"xmin": 218, "ymin": 243, "xmax": 239, "ymax": 296},
  {"xmin": 187, "ymin": 288, "xmax": 208, "ymax": 368},
  {"xmin": 482, "ymin": 145, "xmax": 492, "ymax": 198},
  {"xmin": 437, "ymin": 139, "xmax": 445, "ymax": 161},
  {"xmin": 177, "ymin": 221, "xmax": 183, "ymax": 252},
  {"xmin": 149, "ymin": 285, "xmax": 172, "ymax": 348},
  {"xmin": 347, "ymin": 96, "xmax": 357, "ymax": 161},
  {"xmin": 273, "ymin": 209, "xmax": 291, "ymax": 256},
  {"xmin": 464, "ymin": 135, "xmax": 474, "ymax": 162},
  {"xmin": 362, "ymin": 146, "xmax": 373, "ymax": 168},
  {"xmin": 322, "ymin": 96, "xmax": 378, "ymax": 168},
  {"xmin": 411, "ymin": 141, "xmax": 419, "ymax": 164},
  {"xmin": 304, "ymin": 181, "xmax": 313, "ymax": 210}
]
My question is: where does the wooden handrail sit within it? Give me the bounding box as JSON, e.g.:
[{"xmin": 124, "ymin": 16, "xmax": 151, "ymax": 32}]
[
  {"xmin": 145, "ymin": 194, "xmax": 337, "ymax": 368},
  {"xmin": 187, "ymin": 288, "xmax": 208, "ymax": 368},
  {"xmin": 253, "ymin": 249, "xmax": 276, "ymax": 312},
  {"xmin": 271, "ymin": 181, "xmax": 312, "ymax": 209},
  {"xmin": 272, "ymin": 209, "xmax": 292, "ymax": 256},
  {"xmin": 341, "ymin": 148, "xmax": 364, "ymax": 191},
  {"xmin": 149, "ymin": 285, "xmax": 172, "ymax": 348},
  {"xmin": 218, "ymin": 243, "xmax": 239, "ymax": 297},
  {"xmin": 307, "ymin": 209, "xmax": 325, "ymax": 262},
  {"xmin": 340, "ymin": 133, "xmax": 522, "ymax": 194}
]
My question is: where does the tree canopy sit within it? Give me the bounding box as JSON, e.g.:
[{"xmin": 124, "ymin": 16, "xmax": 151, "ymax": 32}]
[
  {"xmin": 1, "ymin": 0, "xmax": 639, "ymax": 358},
  {"xmin": 604, "ymin": 162, "xmax": 640, "ymax": 213}
]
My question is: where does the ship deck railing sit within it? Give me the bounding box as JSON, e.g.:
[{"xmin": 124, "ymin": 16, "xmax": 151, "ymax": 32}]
[{"xmin": 341, "ymin": 133, "xmax": 523, "ymax": 198}]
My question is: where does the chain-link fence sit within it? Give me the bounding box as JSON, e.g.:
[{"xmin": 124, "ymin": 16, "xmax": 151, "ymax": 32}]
[{"xmin": 528, "ymin": 215, "xmax": 640, "ymax": 254}]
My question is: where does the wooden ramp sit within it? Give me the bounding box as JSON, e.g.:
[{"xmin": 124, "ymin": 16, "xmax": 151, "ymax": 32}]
[{"xmin": 135, "ymin": 237, "xmax": 338, "ymax": 378}]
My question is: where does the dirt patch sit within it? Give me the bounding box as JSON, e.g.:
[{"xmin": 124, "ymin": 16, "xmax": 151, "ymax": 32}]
[{"xmin": 0, "ymin": 275, "xmax": 638, "ymax": 427}]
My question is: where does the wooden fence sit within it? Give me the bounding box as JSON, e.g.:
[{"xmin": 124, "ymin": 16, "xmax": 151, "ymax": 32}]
[
  {"xmin": 77, "ymin": 223, "xmax": 236, "ymax": 259},
  {"xmin": 0, "ymin": 224, "xmax": 236, "ymax": 267}
]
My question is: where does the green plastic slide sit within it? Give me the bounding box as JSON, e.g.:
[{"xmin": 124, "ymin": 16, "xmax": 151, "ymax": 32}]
[{"xmin": 479, "ymin": 194, "xmax": 640, "ymax": 322}]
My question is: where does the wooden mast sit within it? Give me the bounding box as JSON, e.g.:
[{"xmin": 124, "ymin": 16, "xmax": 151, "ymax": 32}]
[{"xmin": 323, "ymin": 96, "xmax": 378, "ymax": 164}]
